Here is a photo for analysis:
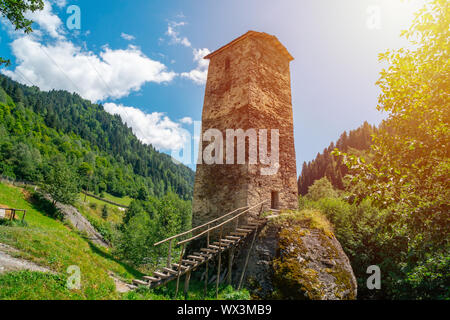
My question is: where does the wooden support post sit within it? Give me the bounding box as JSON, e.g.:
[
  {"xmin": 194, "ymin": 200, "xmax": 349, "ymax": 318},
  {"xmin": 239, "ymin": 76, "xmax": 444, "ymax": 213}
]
[
  {"xmin": 204, "ymin": 224, "xmax": 210, "ymax": 298},
  {"xmin": 21, "ymin": 210, "xmax": 26, "ymax": 223},
  {"xmin": 184, "ymin": 270, "xmax": 191, "ymax": 300},
  {"xmin": 238, "ymin": 226, "xmax": 258, "ymax": 290},
  {"xmin": 227, "ymin": 247, "xmax": 234, "ymax": 286},
  {"xmin": 204, "ymin": 260, "xmax": 209, "ymax": 297},
  {"xmin": 175, "ymin": 243, "xmax": 185, "ymax": 299},
  {"xmin": 167, "ymin": 239, "xmax": 172, "ymax": 267},
  {"xmin": 215, "ymin": 225, "xmax": 223, "ymax": 299}
]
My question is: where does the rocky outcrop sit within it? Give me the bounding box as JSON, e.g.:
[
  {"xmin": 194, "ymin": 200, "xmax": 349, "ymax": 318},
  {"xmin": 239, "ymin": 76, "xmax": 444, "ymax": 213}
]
[
  {"xmin": 236, "ymin": 210, "xmax": 357, "ymax": 300},
  {"xmin": 56, "ymin": 201, "xmax": 110, "ymax": 248},
  {"xmin": 43, "ymin": 195, "xmax": 109, "ymax": 248}
]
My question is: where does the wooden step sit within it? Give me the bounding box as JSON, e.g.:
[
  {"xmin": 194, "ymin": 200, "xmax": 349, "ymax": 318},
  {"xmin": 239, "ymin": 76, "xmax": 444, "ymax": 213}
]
[
  {"xmin": 172, "ymin": 263, "xmax": 189, "ymax": 270},
  {"xmin": 132, "ymin": 279, "xmax": 148, "ymax": 286},
  {"xmin": 240, "ymin": 225, "xmax": 258, "ymax": 229},
  {"xmin": 187, "ymin": 255, "xmax": 205, "ymax": 261},
  {"xmin": 197, "ymin": 252, "xmax": 213, "ymax": 258},
  {"xmin": 154, "ymin": 271, "xmax": 170, "ymax": 279},
  {"xmin": 212, "ymin": 241, "xmax": 230, "ymax": 248},
  {"xmin": 230, "ymin": 232, "xmax": 248, "ymax": 237},
  {"xmin": 143, "ymin": 276, "xmax": 160, "ymax": 282},
  {"xmin": 162, "ymin": 267, "xmax": 178, "ymax": 275},
  {"xmin": 201, "ymin": 248, "xmax": 217, "ymax": 253},
  {"xmin": 220, "ymin": 239, "xmax": 236, "ymax": 243},
  {"xmin": 226, "ymin": 235, "xmax": 241, "ymax": 240},
  {"xmin": 212, "ymin": 241, "xmax": 229, "ymax": 246},
  {"xmin": 236, "ymin": 228, "xmax": 252, "ymax": 233},
  {"xmin": 208, "ymin": 244, "xmax": 221, "ymax": 249},
  {"xmin": 182, "ymin": 259, "xmax": 197, "ymax": 266}
]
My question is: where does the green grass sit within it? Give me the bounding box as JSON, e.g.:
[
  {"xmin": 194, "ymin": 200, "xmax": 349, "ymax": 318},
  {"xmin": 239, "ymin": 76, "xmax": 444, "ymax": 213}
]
[
  {"xmin": 77, "ymin": 194, "xmax": 125, "ymax": 224},
  {"xmin": 75, "ymin": 194, "xmax": 126, "ymax": 243},
  {"xmin": 269, "ymin": 209, "xmax": 334, "ymax": 237},
  {"xmin": 124, "ymin": 279, "xmax": 250, "ymax": 300},
  {"xmin": 80, "ymin": 192, "xmax": 132, "ymax": 208},
  {"xmin": 0, "ymin": 182, "xmax": 142, "ymax": 300},
  {"xmin": 102, "ymin": 193, "xmax": 132, "ymax": 207}
]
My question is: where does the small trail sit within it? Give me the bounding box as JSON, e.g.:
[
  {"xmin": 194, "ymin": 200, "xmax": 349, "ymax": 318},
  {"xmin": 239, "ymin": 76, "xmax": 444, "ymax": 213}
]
[
  {"xmin": 0, "ymin": 243, "xmax": 53, "ymax": 274},
  {"xmin": 108, "ymin": 272, "xmax": 135, "ymax": 293}
]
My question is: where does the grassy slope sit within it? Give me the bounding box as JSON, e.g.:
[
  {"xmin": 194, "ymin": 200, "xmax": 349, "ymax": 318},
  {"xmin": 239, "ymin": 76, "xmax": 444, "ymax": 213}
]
[
  {"xmin": 74, "ymin": 193, "xmax": 126, "ymax": 242},
  {"xmin": 0, "ymin": 183, "xmax": 250, "ymax": 300},
  {"xmin": 0, "ymin": 182, "xmax": 142, "ymax": 300},
  {"xmin": 101, "ymin": 193, "xmax": 133, "ymax": 207}
]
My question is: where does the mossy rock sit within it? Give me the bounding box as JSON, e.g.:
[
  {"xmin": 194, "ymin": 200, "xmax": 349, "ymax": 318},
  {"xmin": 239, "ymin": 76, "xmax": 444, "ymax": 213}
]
[{"xmin": 241, "ymin": 209, "xmax": 357, "ymax": 300}]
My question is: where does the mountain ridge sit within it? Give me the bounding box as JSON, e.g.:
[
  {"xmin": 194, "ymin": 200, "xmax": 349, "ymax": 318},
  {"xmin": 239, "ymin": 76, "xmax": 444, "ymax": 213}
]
[{"xmin": 0, "ymin": 75, "xmax": 194, "ymax": 200}]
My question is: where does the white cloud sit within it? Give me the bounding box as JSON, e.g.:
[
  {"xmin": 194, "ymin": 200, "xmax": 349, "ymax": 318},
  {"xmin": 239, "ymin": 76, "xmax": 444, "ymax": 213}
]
[
  {"xmin": 2, "ymin": 1, "xmax": 177, "ymax": 102},
  {"xmin": 121, "ymin": 32, "xmax": 135, "ymax": 41},
  {"xmin": 166, "ymin": 21, "xmax": 191, "ymax": 47},
  {"xmin": 52, "ymin": 0, "xmax": 67, "ymax": 8},
  {"xmin": 103, "ymin": 102, "xmax": 189, "ymax": 151},
  {"xmin": 181, "ymin": 48, "xmax": 210, "ymax": 85},
  {"xmin": 2, "ymin": 36, "xmax": 176, "ymax": 102},
  {"xmin": 179, "ymin": 117, "xmax": 193, "ymax": 125},
  {"xmin": 162, "ymin": 20, "xmax": 211, "ymax": 85},
  {"xmin": 25, "ymin": 0, "xmax": 64, "ymax": 39}
]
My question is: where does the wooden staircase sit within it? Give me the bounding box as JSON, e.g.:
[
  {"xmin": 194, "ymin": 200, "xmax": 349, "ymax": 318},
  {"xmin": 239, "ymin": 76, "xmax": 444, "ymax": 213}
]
[{"xmin": 132, "ymin": 201, "xmax": 270, "ymax": 293}]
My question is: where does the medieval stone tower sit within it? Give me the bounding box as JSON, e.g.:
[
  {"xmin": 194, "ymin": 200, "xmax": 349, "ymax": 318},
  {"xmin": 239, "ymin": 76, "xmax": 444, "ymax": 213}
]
[{"xmin": 193, "ymin": 31, "xmax": 298, "ymax": 227}]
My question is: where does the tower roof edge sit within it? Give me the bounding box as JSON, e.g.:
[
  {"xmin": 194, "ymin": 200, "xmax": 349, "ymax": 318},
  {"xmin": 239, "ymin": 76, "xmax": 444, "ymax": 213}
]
[{"xmin": 204, "ymin": 30, "xmax": 294, "ymax": 61}]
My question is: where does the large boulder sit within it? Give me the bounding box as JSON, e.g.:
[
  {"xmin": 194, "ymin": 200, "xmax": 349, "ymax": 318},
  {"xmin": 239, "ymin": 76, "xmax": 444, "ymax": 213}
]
[{"xmin": 236, "ymin": 209, "xmax": 357, "ymax": 300}]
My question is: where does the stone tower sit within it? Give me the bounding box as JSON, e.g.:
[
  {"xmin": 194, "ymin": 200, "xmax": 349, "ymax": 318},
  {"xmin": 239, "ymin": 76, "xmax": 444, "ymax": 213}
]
[{"xmin": 193, "ymin": 31, "xmax": 298, "ymax": 227}]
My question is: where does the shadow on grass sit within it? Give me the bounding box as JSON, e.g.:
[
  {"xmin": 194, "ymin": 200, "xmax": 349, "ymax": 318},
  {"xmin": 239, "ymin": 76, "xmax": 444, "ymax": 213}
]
[
  {"xmin": 87, "ymin": 241, "xmax": 143, "ymax": 279},
  {"xmin": 28, "ymin": 192, "xmax": 64, "ymax": 221}
]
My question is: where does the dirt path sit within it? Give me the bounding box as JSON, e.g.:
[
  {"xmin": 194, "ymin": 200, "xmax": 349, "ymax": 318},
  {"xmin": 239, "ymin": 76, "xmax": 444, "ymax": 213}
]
[
  {"xmin": 0, "ymin": 243, "xmax": 53, "ymax": 274},
  {"xmin": 108, "ymin": 272, "xmax": 136, "ymax": 293}
]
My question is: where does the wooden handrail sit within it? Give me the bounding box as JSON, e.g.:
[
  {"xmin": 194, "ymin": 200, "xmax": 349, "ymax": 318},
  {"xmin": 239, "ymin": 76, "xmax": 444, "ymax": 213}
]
[
  {"xmin": 177, "ymin": 200, "xmax": 268, "ymax": 246},
  {"xmin": 153, "ymin": 205, "xmax": 248, "ymax": 246},
  {"xmin": 0, "ymin": 208, "xmax": 26, "ymax": 212}
]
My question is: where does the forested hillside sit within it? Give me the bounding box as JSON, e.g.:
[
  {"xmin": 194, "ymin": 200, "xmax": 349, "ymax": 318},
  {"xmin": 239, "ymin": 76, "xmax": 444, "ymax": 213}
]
[
  {"xmin": 0, "ymin": 75, "xmax": 194, "ymax": 199},
  {"xmin": 298, "ymin": 122, "xmax": 377, "ymax": 195}
]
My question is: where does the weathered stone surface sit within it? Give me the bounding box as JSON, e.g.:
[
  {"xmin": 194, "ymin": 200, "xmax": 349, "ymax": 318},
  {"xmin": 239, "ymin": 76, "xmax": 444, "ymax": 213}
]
[
  {"xmin": 236, "ymin": 210, "xmax": 357, "ymax": 300},
  {"xmin": 193, "ymin": 31, "xmax": 298, "ymax": 227}
]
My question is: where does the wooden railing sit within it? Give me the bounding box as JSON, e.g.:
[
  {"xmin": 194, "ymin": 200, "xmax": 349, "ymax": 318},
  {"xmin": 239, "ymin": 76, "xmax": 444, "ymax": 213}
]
[
  {"xmin": 0, "ymin": 208, "xmax": 26, "ymax": 222},
  {"xmin": 153, "ymin": 200, "xmax": 268, "ymax": 268}
]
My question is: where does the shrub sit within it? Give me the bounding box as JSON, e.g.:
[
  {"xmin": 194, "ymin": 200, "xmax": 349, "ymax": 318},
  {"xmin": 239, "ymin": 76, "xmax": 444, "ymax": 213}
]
[{"xmin": 306, "ymin": 177, "xmax": 338, "ymax": 201}]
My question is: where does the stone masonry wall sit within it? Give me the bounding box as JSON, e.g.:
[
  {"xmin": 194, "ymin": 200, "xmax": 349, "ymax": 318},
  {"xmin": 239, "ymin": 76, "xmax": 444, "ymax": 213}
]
[{"xmin": 193, "ymin": 32, "xmax": 298, "ymax": 228}]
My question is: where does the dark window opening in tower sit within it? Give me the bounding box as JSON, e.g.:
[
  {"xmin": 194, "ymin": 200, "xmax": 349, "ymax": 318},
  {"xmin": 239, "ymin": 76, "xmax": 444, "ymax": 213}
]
[{"xmin": 271, "ymin": 191, "xmax": 280, "ymax": 209}]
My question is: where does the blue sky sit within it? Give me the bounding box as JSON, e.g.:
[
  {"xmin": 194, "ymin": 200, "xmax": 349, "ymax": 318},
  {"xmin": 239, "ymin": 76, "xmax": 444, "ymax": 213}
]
[{"xmin": 0, "ymin": 0, "xmax": 424, "ymax": 174}]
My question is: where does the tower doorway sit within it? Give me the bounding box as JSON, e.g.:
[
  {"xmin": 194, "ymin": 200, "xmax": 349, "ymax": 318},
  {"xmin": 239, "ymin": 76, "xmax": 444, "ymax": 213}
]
[{"xmin": 271, "ymin": 191, "xmax": 279, "ymax": 210}]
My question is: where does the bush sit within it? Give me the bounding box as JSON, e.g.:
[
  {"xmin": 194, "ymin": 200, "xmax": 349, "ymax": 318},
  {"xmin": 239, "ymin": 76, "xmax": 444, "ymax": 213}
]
[
  {"xmin": 101, "ymin": 205, "xmax": 108, "ymax": 220},
  {"xmin": 114, "ymin": 193, "xmax": 192, "ymax": 267},
  {"xmin": 306, "ymin": 177, "xmax": 338, "ymax": 201}
]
